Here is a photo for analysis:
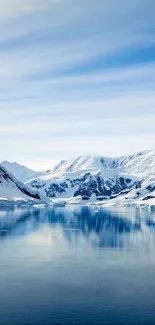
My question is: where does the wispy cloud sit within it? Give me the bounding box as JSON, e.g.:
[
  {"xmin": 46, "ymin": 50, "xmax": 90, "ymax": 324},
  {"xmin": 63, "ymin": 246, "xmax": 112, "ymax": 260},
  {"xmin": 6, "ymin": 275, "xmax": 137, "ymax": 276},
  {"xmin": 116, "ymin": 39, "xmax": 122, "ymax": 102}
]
[
  {"xmin": 0, "ymin": 0, "xmax": 60, "ymax": 21},
  {"xmin": 0, "ymin": 0, "xmax": 155, "ymax": 168}
]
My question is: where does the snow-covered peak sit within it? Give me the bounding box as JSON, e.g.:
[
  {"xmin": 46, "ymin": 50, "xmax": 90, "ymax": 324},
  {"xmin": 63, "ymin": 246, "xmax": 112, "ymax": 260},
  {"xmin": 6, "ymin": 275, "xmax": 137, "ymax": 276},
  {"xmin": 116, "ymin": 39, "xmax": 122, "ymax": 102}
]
[
  {"xmin": 1, "ymin": 161, "xmax": 44, "ymax": 182},
  {"xmin": 40, "ymin": 149, "xmax": 155, "ymax": 179},
  {"xmin": 116, "ymin": 149, "xmax": 155, "ymax": 177},
  {"xmin": 50, "ymin": 155, "xmax": 114, "ymax": 176},
  {"xmin": 27, "ymin": 149, "xmax": 155, "ymax": 205},
  {"xmin": 1, "ymin": 149, "xmax": 155, "ymax": 206},
  {"xmin": 0, "ymin": 164, "xmax": 41, "ymax": 201}
]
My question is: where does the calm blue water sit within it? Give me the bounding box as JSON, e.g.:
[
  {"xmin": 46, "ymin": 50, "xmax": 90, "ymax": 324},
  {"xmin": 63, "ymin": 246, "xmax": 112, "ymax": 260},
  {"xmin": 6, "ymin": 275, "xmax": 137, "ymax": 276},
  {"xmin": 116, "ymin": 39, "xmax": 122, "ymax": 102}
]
[{"xmin": 0, "ymin": 205, "xmax": 155, "ymax": 324}]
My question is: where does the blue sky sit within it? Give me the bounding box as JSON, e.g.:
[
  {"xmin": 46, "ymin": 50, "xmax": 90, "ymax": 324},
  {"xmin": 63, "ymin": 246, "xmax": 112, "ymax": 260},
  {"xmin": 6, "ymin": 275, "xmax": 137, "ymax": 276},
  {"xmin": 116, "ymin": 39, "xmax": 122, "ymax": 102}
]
[{"xmin": 0, "ymin": 0, "xmax": 155, "ymax": 170}]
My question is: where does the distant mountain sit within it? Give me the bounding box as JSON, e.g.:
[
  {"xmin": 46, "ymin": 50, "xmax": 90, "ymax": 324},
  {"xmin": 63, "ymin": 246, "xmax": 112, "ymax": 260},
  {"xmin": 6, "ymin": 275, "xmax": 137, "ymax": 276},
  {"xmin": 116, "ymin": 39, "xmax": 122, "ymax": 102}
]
[
  {"xmin": 1, "ymin": 161, "xmax": 44, "ymax": 182},
  {"xmin": 0, "ymin": 165, "xmax": 41, "ymax": 202},
  {"xmin": 27, "ymin": 150, "xmax": 155, "ymax": 206}
]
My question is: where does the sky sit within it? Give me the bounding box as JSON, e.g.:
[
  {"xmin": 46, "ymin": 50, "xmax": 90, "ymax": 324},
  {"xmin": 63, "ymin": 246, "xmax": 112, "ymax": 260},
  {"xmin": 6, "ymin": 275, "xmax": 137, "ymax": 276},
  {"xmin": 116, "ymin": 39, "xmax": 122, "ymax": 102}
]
[{"xmin": 0, "ymin": 0, "xmax": 155, "ymax": 170}]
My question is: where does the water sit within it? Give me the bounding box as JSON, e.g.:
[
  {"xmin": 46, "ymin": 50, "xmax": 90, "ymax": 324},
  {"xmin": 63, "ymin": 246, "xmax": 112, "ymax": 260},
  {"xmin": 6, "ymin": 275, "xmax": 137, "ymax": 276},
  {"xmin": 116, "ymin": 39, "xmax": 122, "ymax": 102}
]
[{"xmin": 0, "ymin": 205, "xmax": 155, "ymax": 324}]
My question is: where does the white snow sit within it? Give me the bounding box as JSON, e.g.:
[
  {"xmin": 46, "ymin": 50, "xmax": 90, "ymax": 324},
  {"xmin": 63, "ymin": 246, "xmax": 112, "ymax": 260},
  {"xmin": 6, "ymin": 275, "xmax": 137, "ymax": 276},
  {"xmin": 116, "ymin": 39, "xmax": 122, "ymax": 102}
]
[
  {"xmin": 1, "ymin": 161, "xmax": 45, "ymax": 182},
  {"xmin": 1, "ymin": 149, "xmax": 155, "ymax": 208},
  {"xmin": 0, "ymin": 165, "xmax": 43, "ymax": 206},
  {"xmin": 27, "ymin": 149, "xmax": 155, "ymax": 207}
]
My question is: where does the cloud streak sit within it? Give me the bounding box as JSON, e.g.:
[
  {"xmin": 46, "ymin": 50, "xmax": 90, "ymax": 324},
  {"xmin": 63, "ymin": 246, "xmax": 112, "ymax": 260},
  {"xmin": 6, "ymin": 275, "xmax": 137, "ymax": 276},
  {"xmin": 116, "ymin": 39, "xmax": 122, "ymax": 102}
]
[{"xmin": 0, "ymin": 0, "xmax": 155, "ymax": 168}]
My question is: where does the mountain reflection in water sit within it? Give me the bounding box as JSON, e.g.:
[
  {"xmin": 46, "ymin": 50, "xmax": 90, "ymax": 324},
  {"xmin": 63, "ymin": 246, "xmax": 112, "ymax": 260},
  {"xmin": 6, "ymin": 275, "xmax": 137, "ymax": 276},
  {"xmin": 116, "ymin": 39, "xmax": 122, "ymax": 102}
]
[{"xmin": 0, "ymin": 205, "xmax": 155, "ymax": 251}]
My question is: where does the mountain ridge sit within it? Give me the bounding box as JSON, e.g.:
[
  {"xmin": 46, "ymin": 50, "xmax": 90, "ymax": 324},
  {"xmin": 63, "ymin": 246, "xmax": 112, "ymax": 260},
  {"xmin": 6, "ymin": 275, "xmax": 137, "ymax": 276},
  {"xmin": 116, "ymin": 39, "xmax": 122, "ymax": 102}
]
[
  {"xmin": 1, "ymin": 149, "xmax": 154, "ymax": 206},
  {"xmin": 27, "ymin": 149, "xmax": 155, "ymax": 206},
  {"xmin": 0, "ymin": 165, "xmax": 41, "ymax": 203},
  {"xmin": 1, "ymin": 161, "xmax": 45, "ymax": 182}
]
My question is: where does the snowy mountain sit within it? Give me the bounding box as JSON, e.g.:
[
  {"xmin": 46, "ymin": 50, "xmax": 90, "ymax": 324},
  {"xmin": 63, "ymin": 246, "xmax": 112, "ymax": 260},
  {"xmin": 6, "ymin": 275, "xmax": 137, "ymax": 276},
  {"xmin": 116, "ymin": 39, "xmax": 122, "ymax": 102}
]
[
  {"xmin": 1, "ymin": 161, "xmax": 44, "ymax": 182},
  {"xmin": 28, "ymin": 150, "xmax": 155, "ymax": 206},
  {"xmin": 0, "ymin": 165, "xmax": 41, "ymax": 204}
]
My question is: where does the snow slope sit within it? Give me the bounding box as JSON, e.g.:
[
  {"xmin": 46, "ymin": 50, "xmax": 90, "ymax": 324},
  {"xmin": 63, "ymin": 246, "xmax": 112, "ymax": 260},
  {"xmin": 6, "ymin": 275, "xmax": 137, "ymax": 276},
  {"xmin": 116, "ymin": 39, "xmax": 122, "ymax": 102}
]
[
  {"xmin": 28, "ymin": 149, "xmax": 155, "ymax": 206},
  {"xmin": 1, "ymin": 161, "xmax": 44, "ymax": 182},
  {"xmin": 0, "ymin": 165, "xmax": 41, "ymax": 204}
]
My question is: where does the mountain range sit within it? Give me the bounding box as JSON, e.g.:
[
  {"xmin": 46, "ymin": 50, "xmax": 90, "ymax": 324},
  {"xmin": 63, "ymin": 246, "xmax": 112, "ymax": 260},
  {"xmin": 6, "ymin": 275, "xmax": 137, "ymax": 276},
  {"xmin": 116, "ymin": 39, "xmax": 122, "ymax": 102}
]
[{"xmin": 0, "ymin": 149, "xmax": 155, "ymax": 207}]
